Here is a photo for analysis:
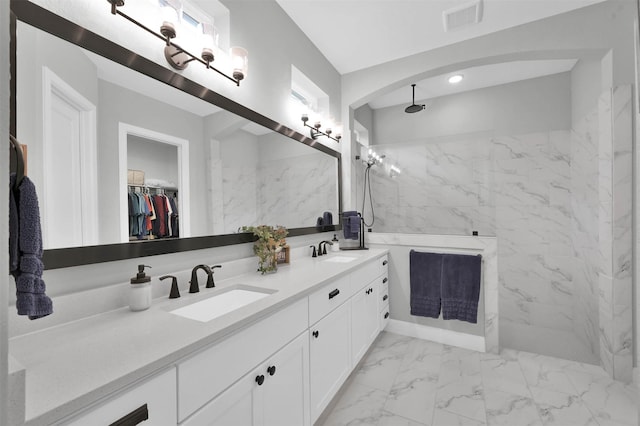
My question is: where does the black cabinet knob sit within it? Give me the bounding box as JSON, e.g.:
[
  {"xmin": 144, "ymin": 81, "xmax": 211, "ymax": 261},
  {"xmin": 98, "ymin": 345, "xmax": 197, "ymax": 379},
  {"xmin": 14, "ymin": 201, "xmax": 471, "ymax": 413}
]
[
  {"xmin": 312, "ymin": 330, "xmax": 319, "ymax": 338},
  {"xmin": 383, "ymin": 294, "xmax": 388, "ymax": 301},
  {"xmin": 382, "ymin": 277, "xmax": 388, "ymax": 284},
  {"xmin": 267, "ymin": 365, "xmax": 276, "ymax": 376},
  {"xmin": 255, "ymin": 375, "xmax": 265, "ymax": 386},
  {"xmin": 384, "ymin": 312, "xmax": 390, "ymax": 319},
  {"xmin": 382, "ymin": 260, "xmax": 388, "ymax": 266}
]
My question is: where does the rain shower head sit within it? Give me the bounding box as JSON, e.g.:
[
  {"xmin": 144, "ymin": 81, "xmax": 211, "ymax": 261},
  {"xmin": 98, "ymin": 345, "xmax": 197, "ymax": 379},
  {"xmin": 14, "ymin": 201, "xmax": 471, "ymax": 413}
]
[{"xmin": 405, "ymin": 84, "xmax": 425, "ymax": 113}]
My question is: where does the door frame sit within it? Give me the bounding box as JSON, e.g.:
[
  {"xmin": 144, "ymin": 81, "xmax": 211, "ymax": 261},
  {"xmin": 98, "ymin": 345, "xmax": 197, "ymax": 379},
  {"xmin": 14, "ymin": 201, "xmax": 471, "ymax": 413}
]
[{"xmin": 118, "ymin": 123, "xmax": 191, "ymax": 242}]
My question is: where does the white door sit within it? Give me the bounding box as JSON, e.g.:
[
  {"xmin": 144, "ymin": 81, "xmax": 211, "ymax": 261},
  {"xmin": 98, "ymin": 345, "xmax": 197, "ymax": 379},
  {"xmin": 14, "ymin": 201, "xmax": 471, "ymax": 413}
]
[
  {"xmin": 42, "ymin": 67, "xmax": 97, "ymax": 249},
  {"xmin": 182, "ymin": 369, "xmax": 259, "ymax": 426},
  {"xmin": 309, "ymin": 301, "xmax": 351, "ymax": 423},
  {"xmin": 261, "ymin": 332, "xmax": 310, "ymax": 426},
  {"xmin": 46, "ymin": 92, "xmax": 83, "ymax": 248},
  {"xmin": 351, "ymin": 280, "xmax": 380, "ymax": 366}
]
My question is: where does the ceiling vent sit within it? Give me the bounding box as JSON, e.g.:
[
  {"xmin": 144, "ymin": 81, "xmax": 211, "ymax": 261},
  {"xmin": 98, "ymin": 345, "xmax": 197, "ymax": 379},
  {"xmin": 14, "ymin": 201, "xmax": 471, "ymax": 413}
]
[{"xmin": 443, "ymin": 0, "xmax": 483, "ymax": 32}]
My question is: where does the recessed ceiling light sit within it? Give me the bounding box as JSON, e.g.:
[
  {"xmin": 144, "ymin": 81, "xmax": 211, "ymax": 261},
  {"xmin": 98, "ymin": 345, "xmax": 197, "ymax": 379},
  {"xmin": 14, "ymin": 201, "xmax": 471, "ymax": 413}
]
[{"xmin": 448, "ymin": 74, "xmax": 464, "ymax": 84}]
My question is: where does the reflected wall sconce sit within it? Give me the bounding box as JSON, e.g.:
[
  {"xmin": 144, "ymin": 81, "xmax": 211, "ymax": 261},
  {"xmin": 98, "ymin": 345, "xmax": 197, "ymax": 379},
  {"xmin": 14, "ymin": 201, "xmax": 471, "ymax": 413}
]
[
  {"xmin": 301, "ymin": 114, "xmax": 342, "ymax": 143},
  {"xmin": 107, "ymin": 0, "xmax": 248, "ymax": 86},
  {"xmin": 389, "ymin": 165, "xmax": 401, "ymax": 178}
]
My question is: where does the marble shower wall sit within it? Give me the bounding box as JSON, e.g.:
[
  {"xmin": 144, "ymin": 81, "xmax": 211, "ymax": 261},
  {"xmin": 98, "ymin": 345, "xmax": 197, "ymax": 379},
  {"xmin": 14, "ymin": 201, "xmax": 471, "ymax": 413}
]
[
  {"xmin": 222, "ymin": 153, "xmax": 337, "ymax": 232},
  {"xmin": 597, "ymin": 86, "xmax": 633, "ymax": 381},
  {"xmin": 365, "ymin": 87, "xmax": 633, "ymax": 382},
  {"xmin": 367, "ymin": 130, "xmax": 576, "ymax": 350}
]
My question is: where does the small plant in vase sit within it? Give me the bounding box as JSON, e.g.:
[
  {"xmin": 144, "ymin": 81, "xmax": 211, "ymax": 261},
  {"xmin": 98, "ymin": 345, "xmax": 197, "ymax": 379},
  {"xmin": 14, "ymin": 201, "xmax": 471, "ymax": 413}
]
[{"xmin": 241, "ymin": 225, "xmax": 288, "ymax": 274}]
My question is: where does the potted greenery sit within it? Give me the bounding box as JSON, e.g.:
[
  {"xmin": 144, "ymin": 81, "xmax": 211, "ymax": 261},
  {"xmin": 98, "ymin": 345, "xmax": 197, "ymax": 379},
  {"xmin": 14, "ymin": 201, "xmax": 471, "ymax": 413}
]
[{"xmin": 242, "ymin": 225, "xmax": 288, "ymax": 274}]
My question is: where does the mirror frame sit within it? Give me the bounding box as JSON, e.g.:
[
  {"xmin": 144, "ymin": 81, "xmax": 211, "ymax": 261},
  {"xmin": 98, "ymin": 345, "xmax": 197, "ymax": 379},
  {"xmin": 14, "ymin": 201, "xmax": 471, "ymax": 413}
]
[{"xmin": 9, "ymin": 0, "xmax": 342, "ymax": 269}]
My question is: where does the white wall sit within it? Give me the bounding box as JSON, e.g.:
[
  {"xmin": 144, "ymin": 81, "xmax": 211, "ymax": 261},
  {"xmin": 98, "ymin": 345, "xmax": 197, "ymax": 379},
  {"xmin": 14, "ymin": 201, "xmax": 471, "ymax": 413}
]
[
  {"xmin": 372, "ymin": 73, "xmax": 571, "ymax": 143},
  {"xmin": 127, "ymin": 135, "xmax": 179, "ymax": 188}
]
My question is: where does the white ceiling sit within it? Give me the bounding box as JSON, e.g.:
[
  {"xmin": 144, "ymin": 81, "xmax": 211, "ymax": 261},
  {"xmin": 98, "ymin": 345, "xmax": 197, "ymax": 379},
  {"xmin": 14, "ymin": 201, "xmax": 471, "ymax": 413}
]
[
  {"xmin": 276, "ymin": 0, "xmax": 606, "ymax": 75},
  {"xmin": 368, "ymin": 58, "xmax": 578, "ymax": 109}
]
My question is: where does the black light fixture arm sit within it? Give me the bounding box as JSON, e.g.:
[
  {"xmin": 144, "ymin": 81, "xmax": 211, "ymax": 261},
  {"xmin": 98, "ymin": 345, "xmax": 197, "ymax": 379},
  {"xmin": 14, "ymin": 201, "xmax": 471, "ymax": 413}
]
[
  {"xmin": 300, "ymin": 116, "xmax": 342, "ymax": 143},
  {"xmin": 107, "ymin": 0, "xmax": 241, "ymax": 86}
]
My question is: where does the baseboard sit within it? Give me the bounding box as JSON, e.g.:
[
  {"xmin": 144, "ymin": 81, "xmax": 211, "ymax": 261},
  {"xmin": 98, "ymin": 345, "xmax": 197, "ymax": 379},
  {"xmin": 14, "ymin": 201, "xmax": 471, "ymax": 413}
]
[{"xmin": 386, "ymin": 319, "xmax": 486, "ymax": 352}]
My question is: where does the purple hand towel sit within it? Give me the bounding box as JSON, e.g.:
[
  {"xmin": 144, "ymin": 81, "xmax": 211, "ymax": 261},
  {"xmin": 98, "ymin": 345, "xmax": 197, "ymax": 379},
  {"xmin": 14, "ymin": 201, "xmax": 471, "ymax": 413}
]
[
  {"xmin": 441, "ymin": 253, "xmax": 481, "ymax": 323},
  {"xmin": 409, "ymin": 250, "xmax": 443, "ymax": 318},
  {"xmin": 9, "ymin": 174, "xmax": 53, "ymax": 320},
  {"xmin": 342, "ymin": 211, "xmax": 359, "ymax": 240}
]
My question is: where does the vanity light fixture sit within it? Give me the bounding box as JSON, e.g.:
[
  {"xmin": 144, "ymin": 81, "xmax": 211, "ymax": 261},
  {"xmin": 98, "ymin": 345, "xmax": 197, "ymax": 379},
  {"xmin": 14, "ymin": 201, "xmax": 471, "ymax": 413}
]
[
  {"xmin": 448, "ymin": 74, "xmax": 464, "ymax": 84},
  {"xmin": 107, "ymin": 0, "xmax": 248, "ymax": 86},
  {"xmin": 301, "ymin": 114, "xmax": 342, "ymax": 143}
]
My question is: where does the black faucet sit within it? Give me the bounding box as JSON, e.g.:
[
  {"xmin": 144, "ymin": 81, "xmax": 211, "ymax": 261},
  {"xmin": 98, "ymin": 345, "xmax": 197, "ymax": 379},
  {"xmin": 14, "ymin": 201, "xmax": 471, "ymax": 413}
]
[
  {"xmin": 207, "ymin": 265, "xmax": 222, "ymax": 288},
  {"xmin": 189, "ymin": 264, "xmax": 212, "ymax": 293},
  {"xmin": 318, "ymin": 241, "xmax": 333, "ymax": 256},
  {"xmin": 160, "ymin": 275, "xmax": 180, "ymax": 299}
]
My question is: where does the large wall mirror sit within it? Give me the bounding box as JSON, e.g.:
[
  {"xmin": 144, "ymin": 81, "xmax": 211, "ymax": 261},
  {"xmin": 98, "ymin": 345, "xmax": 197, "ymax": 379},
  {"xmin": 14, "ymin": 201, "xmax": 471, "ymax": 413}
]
[{"xmin": 10, "ymin": 1, "xmax": 342, "ymax": 269}]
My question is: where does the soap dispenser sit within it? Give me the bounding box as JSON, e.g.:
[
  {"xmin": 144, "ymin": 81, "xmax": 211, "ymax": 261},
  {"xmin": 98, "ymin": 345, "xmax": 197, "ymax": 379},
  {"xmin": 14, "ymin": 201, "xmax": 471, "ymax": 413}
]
[
  {"xmin": 331, "ymin": 234, "xmax": 340, "ymax": 252},
  {"xmin": 129, "ymin": 265, "xmax": 152, "ymax": 311}
]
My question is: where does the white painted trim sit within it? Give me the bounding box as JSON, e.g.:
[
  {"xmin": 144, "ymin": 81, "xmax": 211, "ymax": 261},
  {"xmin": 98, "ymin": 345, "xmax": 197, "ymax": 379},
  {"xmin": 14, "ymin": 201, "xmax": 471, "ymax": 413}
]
[
  {"xmin": 42, "ymin": 66, "xmax": 98, "ymax": 247},
  {"xmin": 386, "ymin": 319, "xmax": 486, "ymax": 353},
  {"xmin": 118, "ymin": 123, "xmax": 191, "ymax": 243}
]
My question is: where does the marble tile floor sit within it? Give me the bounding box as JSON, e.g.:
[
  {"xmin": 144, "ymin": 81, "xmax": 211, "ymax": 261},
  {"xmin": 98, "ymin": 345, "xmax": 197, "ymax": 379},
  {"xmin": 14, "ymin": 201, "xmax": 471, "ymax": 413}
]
[{"xmin": 317, "ymin": 332, "xmax": 638, "ymax": 426}]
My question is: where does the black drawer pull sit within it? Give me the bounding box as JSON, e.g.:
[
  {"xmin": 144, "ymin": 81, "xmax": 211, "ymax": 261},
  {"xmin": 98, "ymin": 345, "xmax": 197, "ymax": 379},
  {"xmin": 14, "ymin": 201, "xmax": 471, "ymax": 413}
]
[
  {"xmin": 312, "ymin": 330, "xmax": 319, "ymax": 338},
  {"xmin": 267, "ymin": 365, "xmax": 276, "ymax": 376},
  {"xmin": 256, "ymin": 375, "xmax": 265, "ymax": 386},
  {"xmin": 382, "ymin": 260, "xmax": 388, "ymax": 266},
  {"xmin": 383, "ymin": 295, "xmax": 388, "ymax": 301},
  {"xmin": 328, "ymin": 289, "xmax": 340, "ymax": 299},
  {"xmin": 382, "ymin": 277, "xmax": 388, "ymax": 284},
  {"xmin": 109, "ymin": 404, "xmax": 149, "ymax": 426},
  {"xmin": 384, "ymin": 312, "xmax": 390, "ymax": 319}
]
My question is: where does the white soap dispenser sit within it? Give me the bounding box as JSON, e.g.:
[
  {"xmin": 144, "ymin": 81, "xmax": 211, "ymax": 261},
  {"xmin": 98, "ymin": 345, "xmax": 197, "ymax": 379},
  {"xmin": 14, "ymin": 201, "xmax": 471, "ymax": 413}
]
[
  {"xmin": 129, "ymin": 264, "xmax": 152, "ymax": 311},
  {"xmin": 331, "ymin": 234, "xmax": 340, "ymax": 252}
]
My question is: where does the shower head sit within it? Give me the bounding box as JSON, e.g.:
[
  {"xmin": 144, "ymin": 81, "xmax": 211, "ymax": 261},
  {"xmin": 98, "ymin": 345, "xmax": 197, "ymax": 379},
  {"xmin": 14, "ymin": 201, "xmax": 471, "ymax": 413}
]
[{"xmin": 404, "ymin": 84, "xmax": 425, "ymax": 113}]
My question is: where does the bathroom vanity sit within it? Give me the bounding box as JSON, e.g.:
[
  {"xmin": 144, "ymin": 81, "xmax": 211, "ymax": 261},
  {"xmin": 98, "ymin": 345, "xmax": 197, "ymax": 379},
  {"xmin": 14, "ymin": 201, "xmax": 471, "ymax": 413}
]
[{"xmin": 9, "ymin": 249, "xmax": 389, "ymax": 425}]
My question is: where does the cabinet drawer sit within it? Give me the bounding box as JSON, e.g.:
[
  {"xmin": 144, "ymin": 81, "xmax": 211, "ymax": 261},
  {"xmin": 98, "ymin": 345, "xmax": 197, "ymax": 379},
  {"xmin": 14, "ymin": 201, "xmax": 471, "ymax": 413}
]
[
  {"xmin": 177, "ymin": 298, "xmax": 308, "ymax": 422},
  {"xmin": 351, "ymin": 260, "xmax": 380, "ymax": 293},
  {"xmin": 309, "ymin": 274, "xmax": 351, "ymax": 325},
  {"xmin": 65, "ymin": 368, "xmax": 176, "ymax": 426}
]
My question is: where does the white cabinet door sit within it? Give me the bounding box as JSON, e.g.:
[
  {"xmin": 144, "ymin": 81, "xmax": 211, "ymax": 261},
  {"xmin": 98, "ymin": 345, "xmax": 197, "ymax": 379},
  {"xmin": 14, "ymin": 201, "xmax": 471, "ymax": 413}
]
[
  {"xmin": 309, "ymin": 301, "xmax": 351, "ymax": 423},
  {"xmin": 65, "ymin": 368, "xmax": 176, "ymax": 426},
  {"xmin": 260, "ymin": 332, "xmax": 310, "ymax": 426},
  {"xmin": 182, "ymin": 370, "xmax": 258, "ymax": 426},
  {"xmin": 351, "ymin": 280, "xmax": 380, "ymax": 366},
  {"xmin": 184, "ymin": 332, "xmax": 309, "ymax": 426}
]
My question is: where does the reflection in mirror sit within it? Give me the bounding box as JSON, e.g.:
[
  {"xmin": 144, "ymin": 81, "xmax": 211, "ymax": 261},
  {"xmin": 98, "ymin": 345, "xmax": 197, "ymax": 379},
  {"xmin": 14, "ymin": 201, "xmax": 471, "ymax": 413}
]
[{"xmin": 15, "ymin": 19, "xmax": 340, "ymax": 252}]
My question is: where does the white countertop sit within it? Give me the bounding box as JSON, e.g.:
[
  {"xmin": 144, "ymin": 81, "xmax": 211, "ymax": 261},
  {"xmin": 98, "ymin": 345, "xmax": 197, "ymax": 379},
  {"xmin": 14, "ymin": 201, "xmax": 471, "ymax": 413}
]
[{"xmin": 9, "ymin": 249, "xmax": 388, "ymax": 426}]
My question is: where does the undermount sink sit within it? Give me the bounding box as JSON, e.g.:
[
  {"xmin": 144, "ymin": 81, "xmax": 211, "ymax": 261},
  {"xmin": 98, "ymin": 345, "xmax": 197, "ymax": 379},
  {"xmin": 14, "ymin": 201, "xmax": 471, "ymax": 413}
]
[
  {"xmin": 170, "ymin": 285, "xmax": 276, "ymax": 322},
  {"xmin": 322, "ymin": 256, "xmax": 357, "ymax": 263}
]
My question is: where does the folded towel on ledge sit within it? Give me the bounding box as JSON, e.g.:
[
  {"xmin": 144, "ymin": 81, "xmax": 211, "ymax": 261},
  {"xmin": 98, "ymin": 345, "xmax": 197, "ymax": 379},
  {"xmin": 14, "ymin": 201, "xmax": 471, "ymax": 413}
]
[
  {"xmin": 9, "ymin": 174, "xmax": 53, "ymax": 320},
  {"xmin": 441, "ymin": 253, "xmax": 481, "ymax": 323},
  {"xmin": 342, "ymin": 211, "xmax": 359, "ymax": 240},
  {"xmin": 409, "ymin": 250, "xmax": 443, "ymax": 318},
  {"xmin": 322, "ymin": 211, "xmax": 333, "ymax": 226}
]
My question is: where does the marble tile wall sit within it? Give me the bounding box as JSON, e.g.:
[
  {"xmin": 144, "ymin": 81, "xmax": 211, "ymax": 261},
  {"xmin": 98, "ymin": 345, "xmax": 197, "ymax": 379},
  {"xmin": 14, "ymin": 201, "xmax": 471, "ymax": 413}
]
[
  {"xmin": 363, "ymin": 86, "xmax": 633, "ymax": 382},
  {"xmin": 221, "ymin": 153, "xmax": 337, "ymax": 233},
  {"xmin": 367, "ymin": 131, "xmax": 576, "ymax": 357}
]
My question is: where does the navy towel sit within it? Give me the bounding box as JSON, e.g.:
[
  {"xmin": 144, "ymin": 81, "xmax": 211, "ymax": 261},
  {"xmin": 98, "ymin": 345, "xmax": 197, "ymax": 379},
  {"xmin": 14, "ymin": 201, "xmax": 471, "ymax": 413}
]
[
  {"xmin": 9, "ymin": 174, "xmax": 53, "ymax": 320},
  {"xmin": 342, "ymin": 211, "xmax": 359, "ymax": 240},
  {"xmin": 409, "ymin": 250, "xmax": 443, "ymax": 318},
  {"xmin": 441, "ymin": 254, "xmax": 481, "ymax": 323},
  {"xmin": 322, "ymin": 211, "xmax": 333, "ymax": 226}
]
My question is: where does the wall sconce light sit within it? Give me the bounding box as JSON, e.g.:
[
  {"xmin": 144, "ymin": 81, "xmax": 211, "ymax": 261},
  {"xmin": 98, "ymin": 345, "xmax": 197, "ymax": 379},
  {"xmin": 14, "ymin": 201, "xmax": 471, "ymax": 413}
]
[
  {"xmin": 389, "ymin": 165, "xmax": 402, "ymax": 178},
  {"xmin": 366, "ymin": 149, "xmax": 384, "ymax": 167},
  {"xmin": 107, "ymin": 0, "xmax": 247, "ymax": 86},
  {"xmin": 301, "ymin": 114, "xmax": 342, "ymax": 143}
]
